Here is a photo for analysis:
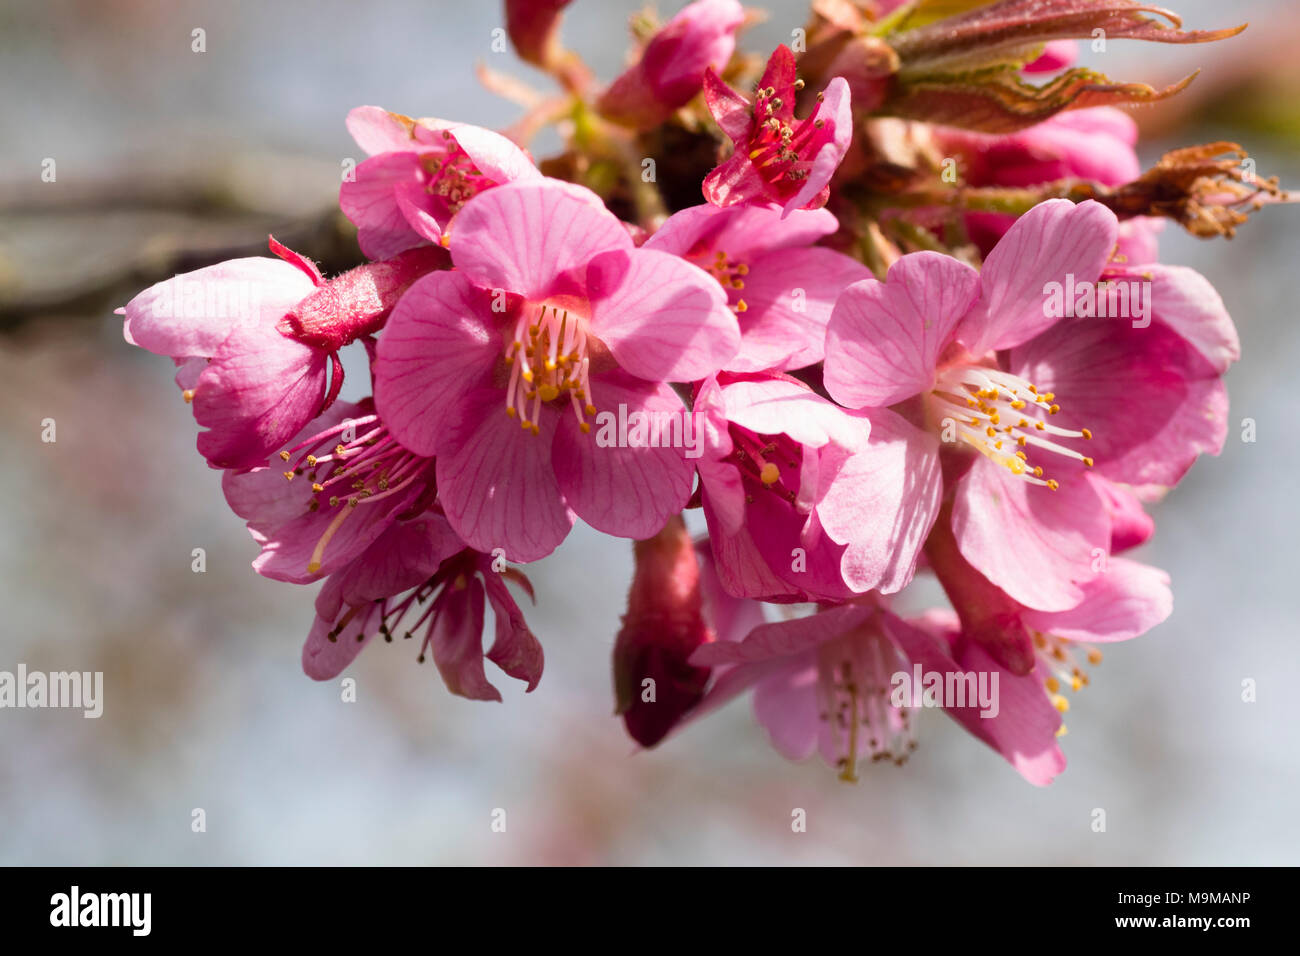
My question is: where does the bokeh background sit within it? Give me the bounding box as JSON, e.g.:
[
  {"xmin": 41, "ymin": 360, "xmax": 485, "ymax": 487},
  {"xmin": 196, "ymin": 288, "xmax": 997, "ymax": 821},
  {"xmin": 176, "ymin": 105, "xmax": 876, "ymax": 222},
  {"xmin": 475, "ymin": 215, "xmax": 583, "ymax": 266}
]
[{"xmin": 2, "ymin": 0, "xmax": 1297, "ymax": 865}]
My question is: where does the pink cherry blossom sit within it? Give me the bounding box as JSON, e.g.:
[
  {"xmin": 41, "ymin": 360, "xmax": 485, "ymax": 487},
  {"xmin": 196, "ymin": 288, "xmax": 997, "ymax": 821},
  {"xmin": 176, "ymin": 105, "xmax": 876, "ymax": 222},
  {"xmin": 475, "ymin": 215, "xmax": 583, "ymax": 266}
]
[
  {"xmin": 223, "ymin": 399, "xmax": 438, "ymax": 583},
  {"xmin": 689, "ymin": 597, "xmax": 1069, "ymax": 785},
  {"xmin": 644, "ymin": 202, "xmax": 871, "ymax": 372},
  {"xmin": 597, "ymin": 0, "xmax": 746, "ymax": 129},
  {"xmin": 373, "ymin": 177, "xmax": 740, "ymax": 561},
  {"xmin": 824, "ymin": 199, "xmax": 1236, "ymax": 613},
  {"xmin": 122, "ymin": 239, "xmax": 446, "ymax": 469},
  {"xmin": 695, "ymin": 373, "xmax": 940, "ymax": 601},
  {"xmin": 702, "ymin": 44, "xmax": 852, "ymax": 216},
  {"xmin": 304, "ymin": 518, "xmax": 544, "ymax": 702},
  {"xmin": 918, "ymin": 551, "xmax": 1172, "ymax": 741},
  {"xmin": 340, "ymin": 106, "xmax": 540, "ymax": 260}
]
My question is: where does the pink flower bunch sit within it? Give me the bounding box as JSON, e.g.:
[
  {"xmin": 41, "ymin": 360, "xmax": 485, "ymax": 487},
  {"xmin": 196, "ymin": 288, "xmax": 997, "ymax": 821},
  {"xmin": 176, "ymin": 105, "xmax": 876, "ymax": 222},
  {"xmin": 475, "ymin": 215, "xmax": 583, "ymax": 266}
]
[{"xmin": 120, "ymin": 0, "xmax": 1285, "ymax": 784}]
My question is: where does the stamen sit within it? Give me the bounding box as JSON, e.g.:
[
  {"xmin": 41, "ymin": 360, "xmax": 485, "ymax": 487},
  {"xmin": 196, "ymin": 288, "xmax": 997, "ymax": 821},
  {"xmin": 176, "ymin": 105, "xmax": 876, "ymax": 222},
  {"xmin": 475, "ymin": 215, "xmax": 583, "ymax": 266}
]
[{"xmin": 930, "ymin": 365, "xmax": 1093, "ymax": 488}]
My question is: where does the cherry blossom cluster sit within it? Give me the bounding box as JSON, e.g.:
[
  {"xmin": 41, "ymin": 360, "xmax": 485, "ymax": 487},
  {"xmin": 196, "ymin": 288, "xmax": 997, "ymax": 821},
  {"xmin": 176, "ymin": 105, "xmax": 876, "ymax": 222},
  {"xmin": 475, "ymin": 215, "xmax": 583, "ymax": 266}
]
[{"xmin": 121, "ymin": 0, "xmax": 1287, "ymax": 784}]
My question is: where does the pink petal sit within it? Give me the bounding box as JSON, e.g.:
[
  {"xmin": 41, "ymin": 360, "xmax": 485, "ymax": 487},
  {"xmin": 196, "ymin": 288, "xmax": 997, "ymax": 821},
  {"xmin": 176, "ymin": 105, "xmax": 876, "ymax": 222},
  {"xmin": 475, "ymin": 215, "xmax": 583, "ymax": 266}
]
[
  {"xmin": 652, "ymin": 203, "xmax": 839, "ymax": 261},
  {"xmin": 729, "ymin": 246, "xmax": 871, "ymax": 372},
  {"xmin": 450, "ymin": 179, "xmax": 631, "ymax": 299},
  {"xmin": 720, "ymin": 376, "xmax": 866, "ymax": 452},
  {"xmin": 783, "ymin": 77, "xmax": 853, "ymax": 215},
  {"xmin": 886, "ymin": 613, "xmax": 1065, "ymax": 786},
  {"xmin": 817, "ymin": 408, "xmax": 943, "ymax": 594},
  {"xmin": 1021, "ymin": 557, "xmax": 1171, "ymax": 644},
  {"xmin": 329, "ymin": 516, "xmax": 464, "ymax": 611},
  {"xmin": 450, "ymin": 124, "xmax": 540, "ymax": 185},
  {"xmin": 753, "ymin": 660, "xmax": 823, "ymax": 760},
  {"xmin": 192, "ymin": 326, "xmax": 327, "ymax": 469},
  {"xmin": 302, "ymin": 601, "xmax": 381, "ymax": 681},
  {"xmin": 345, "ymin": 105, "xmax": 424, "ymax": 155},
  {"xmin": 552, "ymin": 370, "xmax": 696, "ymax": 539},
  {"xmin": 587, "ymin": 247, "xmax": 738, "ymax": 381},
  {"xmin": 1110, "ymin": 263, "xmax": 1239, "ymax": 374},
  {"xmin": 701, "ymin": 152, "xmax": 770, "ymax": 208},
  {"xmin": 339, "ymin": 152, "xmax": 433, "ymax": 261},
  {"xmin": 951, "ymin": 454, "xmax": 1109, "ymax": 612},
  {"xmin": 428, "ymin": 576, "xmax": 499, "ymax": 702},
  {"xmin": 693, "ymin": 604, "xmax": 872, "ymax": 665},
  {"xmin": 824, "ymin": 251, "xmax": 980, "ymax": 408},
  {"xmin": 482, "ymin": 571, "xmax": 545, "ymax": 691},
  {"xmin": 960, "ymin": 199, "xmax": 1118, "ymax": 355},
  {"xmin": 373, "ymin": 270, "xmax": 500, "ymax": 457},
  {"xmin": 123, "ymin": 257, "xmax": 314, "ymax": 360},
  {"xmin": 1090, "ymin": 475, "xmax": 1154, "ymax": 553},
  {"xmin": 702, "ymin": 67, "xmax": 753, "ymax": 143},
  {"xmin": 1009, "ymin": 315, "xmax": 1229, "ymax": 488},
  {"xmin": 435, "ymin": 387, "xmax": 574, "ymax": 562}
]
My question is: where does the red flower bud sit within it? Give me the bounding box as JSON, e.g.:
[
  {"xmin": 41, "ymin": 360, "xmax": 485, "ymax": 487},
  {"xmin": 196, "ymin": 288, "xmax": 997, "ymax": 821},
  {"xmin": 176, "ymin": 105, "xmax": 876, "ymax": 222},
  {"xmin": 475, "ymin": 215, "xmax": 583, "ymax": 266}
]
[
  {"xmin": 613, "ymin": 514, "xmax": 714, "ymax": 747},
  {"xmin": 278, "ymin": 244, "xmax": 449, "ymax": 351}
]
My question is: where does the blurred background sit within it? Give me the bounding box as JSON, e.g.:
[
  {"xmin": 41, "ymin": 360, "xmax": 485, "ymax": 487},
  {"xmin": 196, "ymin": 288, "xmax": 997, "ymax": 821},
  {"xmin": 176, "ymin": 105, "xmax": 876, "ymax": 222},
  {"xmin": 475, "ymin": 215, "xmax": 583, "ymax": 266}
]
[{"xmin": 1, "ymin": 0, "xmax": 1297, "ymax": 865}]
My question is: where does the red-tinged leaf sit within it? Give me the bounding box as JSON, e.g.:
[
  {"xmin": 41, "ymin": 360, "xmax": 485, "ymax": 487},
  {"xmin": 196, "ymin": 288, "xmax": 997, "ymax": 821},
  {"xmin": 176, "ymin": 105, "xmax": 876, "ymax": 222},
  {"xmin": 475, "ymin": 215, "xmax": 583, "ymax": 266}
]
[
  {"xmin": 890, "ymin": 0, "xmax": 1246, "ymax": 72},
  {"xmin": 881, "ymin": 67, "xmax": 1198, "ymax": 133}
]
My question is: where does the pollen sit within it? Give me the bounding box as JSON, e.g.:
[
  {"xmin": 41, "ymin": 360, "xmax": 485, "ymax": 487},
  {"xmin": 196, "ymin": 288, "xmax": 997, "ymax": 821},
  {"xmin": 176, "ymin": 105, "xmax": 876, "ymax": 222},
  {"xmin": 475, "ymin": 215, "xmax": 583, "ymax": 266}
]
[
  {"xmin": 504, "ymin": 304, "xmax": 597, "ymax": 434},
  {"xmin": 929, "ymin": 365, "xmax": 1094, "ymax": 490}
]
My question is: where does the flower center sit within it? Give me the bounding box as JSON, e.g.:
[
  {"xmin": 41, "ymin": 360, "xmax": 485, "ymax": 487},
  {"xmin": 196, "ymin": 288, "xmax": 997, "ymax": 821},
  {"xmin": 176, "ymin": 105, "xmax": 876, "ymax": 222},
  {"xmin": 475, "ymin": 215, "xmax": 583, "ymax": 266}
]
[
  {"xmin": 816, "ymin": 629, "xmax": 915, "ymax": 782},
  {"xmin": 278, "ymin": 413, "xmax": 436, "ymax": 573},
  {"xmin": 748, "ymin": 82, "xmax": 826, "ymax": 196},
  {"xmin": 504, "ymin": 303, "xmax": 597, "ymax": 435},
  {"xmin": 695, "ymin": 248, "xmax": 750, "ymax": 316},
  {"xmin": 420, "ymin": 133, "xmax": 487, "ymax": 215},
  {"xmin": 726, "ymin": 428, "xmax": 803, "ymax": 508},
  {"xmin": 929, "ymin": 364, "xmax": 1093, "ymax": 490},
  {"xmin": 1032, "ymin": 629, "xmax": 1104, "ymax": 737}
]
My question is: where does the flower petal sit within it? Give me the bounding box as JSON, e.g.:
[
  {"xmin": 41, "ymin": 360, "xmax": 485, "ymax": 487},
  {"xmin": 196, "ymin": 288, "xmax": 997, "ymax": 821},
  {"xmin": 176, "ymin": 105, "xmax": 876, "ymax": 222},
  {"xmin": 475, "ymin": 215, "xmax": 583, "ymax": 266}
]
[
  {"xmin": 961, "ymin": 198, "xmax": 1117, "ymax": 355},
  {"xmin": 824, "ymin": 251, "xmax": 980, "ymax": 408},
  {"xmin": 587, "ymin": 247, "xmax": 738, "ymax": 381},
  {"xmin": 1021, "ymin": 557, "xmax": 1171, "ymax": 643},
  {"xmin": 193, "ymin": 326, "xmax": 327, "ymax": 469},
  {"xmin": 123, "ymin": 257, "xmax": 314, "ymax": 360},
  {"xmin": 450, "ymin": 178, "xmax": 631, "ymax": 298},
  {"xmin": 435, "ymin": 386, "xmax": 574, "ymax": 562},
  {"xmin": 951, "ymin": 454, "xmax": 1109, "ymax": 612},
  {"xmin": 373, "ymin": 270, "xmax": 500, "ymax": 457},
  {"xmin": 552, "ymin": 370, "xmax": 696, "ymax": 539}
]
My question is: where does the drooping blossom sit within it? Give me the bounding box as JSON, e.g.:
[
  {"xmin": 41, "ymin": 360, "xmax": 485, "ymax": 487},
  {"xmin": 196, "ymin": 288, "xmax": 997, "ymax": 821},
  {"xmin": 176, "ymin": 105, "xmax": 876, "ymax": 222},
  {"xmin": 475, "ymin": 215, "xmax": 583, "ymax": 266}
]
[
  {"xmin": 373, "ymin": 177, "xmax": 740, "ymax": 561},
  {"xmin": 695, "ymin": 373, "xmax": 940, "ymax": 601},
  {"xmin": 702, "ymin": 44, "xmax": 852, "ymax": 215},
  {"xmin": 823, "ymin": 199, "xmax": 1236, "ymax": 615},
  {"xmin": 303, "ymin": 516, "xmax": 544, "ymax": 702},
  {"xmin": 917, "ymin": 541, "xmax": 1172, "ymax": 738},
  {"xmin": 643, "ymin": 202, "xmax": 870, "ymax": 372},
  {"xmin": 597, "ymin": 0, "xmax": 746, "ymax": 129},
  {"xmin": 222, "ymin": 398, "xmax": 438, "ymax": 583},
  {"xmin": 340, "ymin": 106, "xmax": 540, "ymax": 259},
  {"xmin": 122, "ymin": 238, "xmax": 446, "ymax": 469},
  {"xmin": 689, "ymin": 595, "xmax": 1069, "ymax": 785}
]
